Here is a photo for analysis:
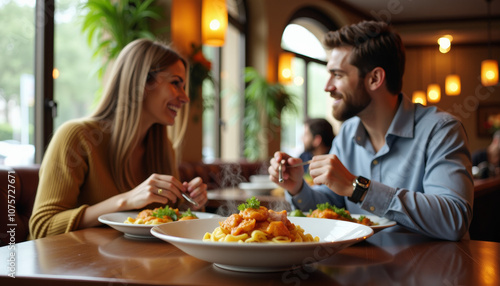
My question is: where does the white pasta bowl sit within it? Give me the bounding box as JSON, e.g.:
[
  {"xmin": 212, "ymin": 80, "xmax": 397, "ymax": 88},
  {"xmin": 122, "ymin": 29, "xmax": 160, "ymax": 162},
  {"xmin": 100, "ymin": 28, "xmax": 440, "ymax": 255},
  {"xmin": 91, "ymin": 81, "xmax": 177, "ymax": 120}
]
[{"xmin": 150, "ymin": 217, "xmax": 374, "ymax": 272}]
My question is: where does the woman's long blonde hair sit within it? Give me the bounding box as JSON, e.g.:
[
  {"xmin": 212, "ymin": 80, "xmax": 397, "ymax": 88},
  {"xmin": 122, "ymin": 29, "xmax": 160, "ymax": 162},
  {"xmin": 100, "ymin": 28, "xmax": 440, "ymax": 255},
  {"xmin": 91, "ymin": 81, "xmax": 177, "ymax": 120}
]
[{"xmin": 91, "ymin": 39, "xmax": 187, "ymax": 191}]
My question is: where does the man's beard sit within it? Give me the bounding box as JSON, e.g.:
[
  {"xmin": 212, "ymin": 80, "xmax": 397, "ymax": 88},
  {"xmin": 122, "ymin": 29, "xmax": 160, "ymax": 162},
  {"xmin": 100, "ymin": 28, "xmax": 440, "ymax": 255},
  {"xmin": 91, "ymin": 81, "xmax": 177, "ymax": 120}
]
[
  {"xmin": 304, "ymin": 141, "xmax": 314, "ymax": 153},
  {"xmin": 332, "ymin": 80, "xmax": 371, "ymax": 121}
]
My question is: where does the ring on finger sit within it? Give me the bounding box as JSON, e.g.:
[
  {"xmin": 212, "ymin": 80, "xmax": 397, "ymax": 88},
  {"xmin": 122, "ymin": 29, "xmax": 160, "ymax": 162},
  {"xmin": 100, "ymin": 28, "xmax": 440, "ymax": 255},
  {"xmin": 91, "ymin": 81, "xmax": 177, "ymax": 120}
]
[{"xmin": 158, "ymin": 189, "xmax": 163, "ymax": 194}]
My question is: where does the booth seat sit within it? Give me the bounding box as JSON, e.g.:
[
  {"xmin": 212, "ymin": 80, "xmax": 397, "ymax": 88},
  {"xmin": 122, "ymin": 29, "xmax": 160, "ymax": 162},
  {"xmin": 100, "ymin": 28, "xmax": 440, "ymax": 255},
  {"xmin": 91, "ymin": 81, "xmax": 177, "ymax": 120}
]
[{"xmin": 0, "ymin": 165, "xmax": 40, "ymax": 246}]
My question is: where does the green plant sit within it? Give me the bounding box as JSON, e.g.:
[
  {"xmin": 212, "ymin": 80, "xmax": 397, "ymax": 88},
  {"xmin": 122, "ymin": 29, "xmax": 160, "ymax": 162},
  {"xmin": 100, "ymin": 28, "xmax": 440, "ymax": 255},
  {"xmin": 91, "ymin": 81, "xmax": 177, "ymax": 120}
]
[
  {"xmin": 243, "ymin": 67, "xmax": 297, "ymax": 161},
  {"xmin": 80, "ymin": 0, "xmax": 166, "ymax": 78}
]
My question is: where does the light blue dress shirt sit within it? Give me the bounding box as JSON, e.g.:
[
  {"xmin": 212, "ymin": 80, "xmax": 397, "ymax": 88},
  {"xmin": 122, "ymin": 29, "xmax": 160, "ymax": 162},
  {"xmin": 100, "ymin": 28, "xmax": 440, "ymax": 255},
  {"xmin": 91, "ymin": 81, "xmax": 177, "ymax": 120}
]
[{"xmin": 286, "ymin": 94, "xmax": 474, "ymax": 241}]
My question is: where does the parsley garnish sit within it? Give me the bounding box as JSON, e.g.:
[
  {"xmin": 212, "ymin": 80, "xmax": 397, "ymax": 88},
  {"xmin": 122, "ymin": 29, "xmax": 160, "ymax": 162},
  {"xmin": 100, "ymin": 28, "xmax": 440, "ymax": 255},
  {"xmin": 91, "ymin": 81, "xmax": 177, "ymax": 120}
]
[
  {"xmin": 237, "ymin": 196, "xmax": 260, "ymax": 211},
  {"xmin": 181, "ymin": 208, "xmax": 198, "ymax": 218},
  {"xmin": 152, "ymin": 206, "xmax": 178, "ymax": 221},
  {"xmin": 315, "ymin": 202, "xmax": 353, "ymax": 220}
]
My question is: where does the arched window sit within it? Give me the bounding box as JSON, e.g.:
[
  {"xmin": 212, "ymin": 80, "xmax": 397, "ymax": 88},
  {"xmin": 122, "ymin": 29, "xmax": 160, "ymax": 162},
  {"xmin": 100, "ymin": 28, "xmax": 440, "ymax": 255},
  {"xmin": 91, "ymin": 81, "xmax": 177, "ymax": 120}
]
[{"xmin": 280, "ymin": 8, "xmax": 341, "ymax": 156}]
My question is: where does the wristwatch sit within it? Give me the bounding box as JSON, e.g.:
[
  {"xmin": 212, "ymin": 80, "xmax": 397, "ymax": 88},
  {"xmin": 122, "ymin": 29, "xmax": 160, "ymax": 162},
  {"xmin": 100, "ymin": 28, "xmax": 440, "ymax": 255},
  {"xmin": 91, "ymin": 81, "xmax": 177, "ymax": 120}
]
[{"xmin": 348, "ymin": 176, "xmax": 370, "ymax": 203}]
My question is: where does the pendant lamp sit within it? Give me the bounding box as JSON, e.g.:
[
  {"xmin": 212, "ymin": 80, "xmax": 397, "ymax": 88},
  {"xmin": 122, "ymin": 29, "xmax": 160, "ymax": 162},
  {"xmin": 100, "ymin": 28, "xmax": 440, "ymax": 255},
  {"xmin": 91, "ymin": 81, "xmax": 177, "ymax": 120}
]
[
  {"xmin": 202, "ymin": 0, "xmax": 228, "ymax": 47},
  {"xmin": 278, "ymin": 52, "xmax": 294, "ymax": 84},
  {"xmin": 481, "ymin": 0, "xmax": 499, "ymax": 86}
]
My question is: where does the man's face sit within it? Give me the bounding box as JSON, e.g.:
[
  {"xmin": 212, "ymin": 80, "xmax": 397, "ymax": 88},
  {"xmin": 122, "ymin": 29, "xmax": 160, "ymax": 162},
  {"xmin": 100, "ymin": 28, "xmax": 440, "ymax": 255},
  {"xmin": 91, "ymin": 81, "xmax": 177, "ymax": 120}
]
[{"xmin": 324, "ymin": 47, "xmax": 371, "ymax": 121}]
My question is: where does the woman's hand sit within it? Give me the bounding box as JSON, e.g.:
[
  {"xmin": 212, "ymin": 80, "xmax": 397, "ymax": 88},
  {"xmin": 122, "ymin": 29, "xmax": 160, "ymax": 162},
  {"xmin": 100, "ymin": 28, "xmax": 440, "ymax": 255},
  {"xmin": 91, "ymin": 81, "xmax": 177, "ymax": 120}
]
[
  {"xmin": 117, "ymin": 173, "xmax": 186, "ymax": 211},
  {"xmin": 308, "ymin": 154, "xmax": 356, "ymax": 197},
  {"xmin": 182, "ymin": 177, "xmax": 208, "ymax": 210},
  {"xmin": 268, "ymin": 152, "xmax": 305, "ymax": 195}
]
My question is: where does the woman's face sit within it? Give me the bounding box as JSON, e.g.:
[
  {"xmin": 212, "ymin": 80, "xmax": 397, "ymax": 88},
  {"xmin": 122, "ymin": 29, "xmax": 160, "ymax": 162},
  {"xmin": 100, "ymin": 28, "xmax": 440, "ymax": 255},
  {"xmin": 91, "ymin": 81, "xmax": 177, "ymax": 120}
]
[{"xmin": 143, "ymin": 60, "xmax": 189, "ymax": 127}]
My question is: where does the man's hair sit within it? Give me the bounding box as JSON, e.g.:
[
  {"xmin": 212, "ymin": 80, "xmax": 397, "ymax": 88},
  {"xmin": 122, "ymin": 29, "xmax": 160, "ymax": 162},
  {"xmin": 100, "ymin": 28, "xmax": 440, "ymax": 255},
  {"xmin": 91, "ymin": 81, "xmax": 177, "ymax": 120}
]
[
  {"xmin": 305, "ymin": 118, "xmax": 335, "ymax": 150},
  {"xmin": 324, "ymin": 20, "xmax": 405, "ymax": 94}
]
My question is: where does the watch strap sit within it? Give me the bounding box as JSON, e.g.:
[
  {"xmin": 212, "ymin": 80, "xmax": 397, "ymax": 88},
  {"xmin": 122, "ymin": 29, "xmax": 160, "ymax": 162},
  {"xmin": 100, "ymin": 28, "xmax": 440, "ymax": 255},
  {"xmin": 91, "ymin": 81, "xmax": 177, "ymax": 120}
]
[{"xmin": 348, "ymin": 176, "xmax": 370, "ymax": 203}]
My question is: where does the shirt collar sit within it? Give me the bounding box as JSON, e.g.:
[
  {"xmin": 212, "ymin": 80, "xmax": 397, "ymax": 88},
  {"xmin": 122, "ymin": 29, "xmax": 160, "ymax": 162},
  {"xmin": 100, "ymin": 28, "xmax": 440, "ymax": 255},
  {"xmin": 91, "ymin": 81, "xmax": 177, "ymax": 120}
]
[
  {"xmin": 354, "ymin": 94, "xmax": 415, "ymax": 144},
  {"xmin": 386, "ymin": 93, "xmax": 414, "ymax": 139}
]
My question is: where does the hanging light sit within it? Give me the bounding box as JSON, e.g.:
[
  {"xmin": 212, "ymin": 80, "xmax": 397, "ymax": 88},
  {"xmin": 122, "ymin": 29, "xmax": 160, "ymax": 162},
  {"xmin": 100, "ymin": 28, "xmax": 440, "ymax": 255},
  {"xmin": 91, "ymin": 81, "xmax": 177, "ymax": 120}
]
[
  {"xmin": 278, "ymin": 52, "xmax": 294, "ymax": 84},
  {"xmin": 427, "ymin": 84, "xmax": 441, "ymax": 103},
  {"xmin": 438, "ymin": 35, "xmax": 453, "ymax": 54},
  {"xmin": 202, "ymin": 0, "xmax": 228, "ymax": 47},
  {"xmin": 481, "ymin": 0, "xmax": 498, "ymax": 86},
  {"xmin": 427, "ymin": 50, "xmax": 441, "ymax": 103},
  {"xmin": 445, "ymin": 74, "xmax": 461, "ymax": 96},
  {"xmin": 482, "ymin": 59, "xmax": 499, "ymax": 86},
  {"xmin": 445, "ymin": 48, "xmax": 461, "ymax": 96},
  {"xmin": 412, "ymin": 90, "xmax": 427, "ymax": 106},
  {"xmin": 412, "ymin": 49, "xmax": 426, "ymax": 106},
  {"xmin": 171, "ymin": 0, "xmax": 201, "ymax": 56}
]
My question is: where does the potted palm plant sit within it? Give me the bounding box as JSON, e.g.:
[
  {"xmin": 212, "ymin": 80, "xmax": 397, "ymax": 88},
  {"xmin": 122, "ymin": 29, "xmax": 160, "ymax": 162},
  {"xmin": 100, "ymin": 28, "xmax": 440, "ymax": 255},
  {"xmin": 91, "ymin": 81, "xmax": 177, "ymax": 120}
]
[
  {"xmin": 80, "ymin": 0, "xmax": 166, "ymax": 78},
  {"xmin": 243, "ymin": 67, "xmax": 297, "ymax": 161}
]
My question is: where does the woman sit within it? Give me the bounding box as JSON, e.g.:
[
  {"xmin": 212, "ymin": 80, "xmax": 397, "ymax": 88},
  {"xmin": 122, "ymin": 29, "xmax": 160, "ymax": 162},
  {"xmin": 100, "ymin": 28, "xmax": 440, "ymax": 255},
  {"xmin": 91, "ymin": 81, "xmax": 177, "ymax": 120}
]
[{"xmin": 29, "ymin": 39, "xmax": 207, "ymax": 239}]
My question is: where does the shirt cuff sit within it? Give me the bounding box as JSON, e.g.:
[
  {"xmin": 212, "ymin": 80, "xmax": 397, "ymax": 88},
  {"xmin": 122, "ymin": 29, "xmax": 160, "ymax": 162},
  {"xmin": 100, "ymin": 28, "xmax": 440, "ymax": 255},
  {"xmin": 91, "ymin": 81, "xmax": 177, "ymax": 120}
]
[
  {"xmin": 285, "ymin": 181, "xmax": 318, "ymax": 210},
  {"xmin": 360, "ymin": 180, "xmax": 396, "ymax": 217}
]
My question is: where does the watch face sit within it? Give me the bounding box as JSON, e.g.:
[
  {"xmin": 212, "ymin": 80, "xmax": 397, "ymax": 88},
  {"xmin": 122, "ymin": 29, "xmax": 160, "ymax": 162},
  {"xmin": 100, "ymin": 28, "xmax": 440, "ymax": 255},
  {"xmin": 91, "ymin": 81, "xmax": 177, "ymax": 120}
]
[{"xmin": 357, "ymin": 176, "xmax": 370, "ymax": 188}]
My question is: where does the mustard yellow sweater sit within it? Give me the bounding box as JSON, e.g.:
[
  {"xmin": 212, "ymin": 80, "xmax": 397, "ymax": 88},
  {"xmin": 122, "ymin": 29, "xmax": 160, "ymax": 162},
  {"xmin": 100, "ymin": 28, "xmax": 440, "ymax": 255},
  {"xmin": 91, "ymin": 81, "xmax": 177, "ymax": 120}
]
[{"xmin": 29, "ymin": 119, "xmax": 178, "ymax": 239}]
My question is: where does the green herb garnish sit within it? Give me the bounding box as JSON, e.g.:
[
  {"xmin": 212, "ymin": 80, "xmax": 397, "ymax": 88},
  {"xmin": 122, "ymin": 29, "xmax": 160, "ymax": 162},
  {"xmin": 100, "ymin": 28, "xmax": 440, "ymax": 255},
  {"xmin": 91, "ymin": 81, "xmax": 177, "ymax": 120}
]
[
  {"xmin": 315, "ymin": 202, "xmax": 353, "ymax": 220},
  {"xmin": 289, "ymin": 209, "xmax": 306, "ymax": 217},
  {"xmin": 152, "ymin": 206, "xmax": 178, "ymax": 221},
  {"xmin": 181, "ymin": 208, "xmax": 198, "ymax": 218},
  {"xmin": 237, "ymin": 196, "xmax": 261, "ymax": 211}
]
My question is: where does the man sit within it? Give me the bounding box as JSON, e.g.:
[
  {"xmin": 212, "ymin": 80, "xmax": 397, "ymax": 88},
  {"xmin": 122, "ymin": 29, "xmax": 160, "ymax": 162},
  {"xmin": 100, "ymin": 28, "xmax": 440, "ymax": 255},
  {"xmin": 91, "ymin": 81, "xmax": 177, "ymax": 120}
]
[
  {"xmin": 472, "ymin": 130, "xmax": 500, "ymax": 178},
  {"xmin": 299, "ymin": 118, "xmax": 335, "ymax": 173},
  {"xmin": 269, "ymin": 21, "xmax": 473, "ymax": 241}
]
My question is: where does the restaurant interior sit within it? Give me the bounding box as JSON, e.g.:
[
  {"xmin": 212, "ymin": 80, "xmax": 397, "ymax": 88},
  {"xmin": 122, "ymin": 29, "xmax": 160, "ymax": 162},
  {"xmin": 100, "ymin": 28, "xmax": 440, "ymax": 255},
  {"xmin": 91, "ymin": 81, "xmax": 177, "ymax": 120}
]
[{"xmin": 1, "ymin": 0, "xmax": 500, "ymax": 285}]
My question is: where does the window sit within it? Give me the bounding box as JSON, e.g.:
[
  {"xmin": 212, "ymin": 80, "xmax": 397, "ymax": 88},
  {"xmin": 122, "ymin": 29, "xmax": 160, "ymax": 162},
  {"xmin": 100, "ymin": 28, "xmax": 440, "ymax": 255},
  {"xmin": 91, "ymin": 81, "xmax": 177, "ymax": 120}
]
[
  {"xmin": 202, "ymin": 0, "xmax": 246, "ymax": 161},
  {"xmin": 53, "ymin": 0, "xmax": 99, "ymax": 129},
  {"xmin": 0, "ymin": 0, "xmax": 36, "ymax": 165},
  {"xmin": 280, "ymin": 11, "xmax": 340, "ymax": 157}
]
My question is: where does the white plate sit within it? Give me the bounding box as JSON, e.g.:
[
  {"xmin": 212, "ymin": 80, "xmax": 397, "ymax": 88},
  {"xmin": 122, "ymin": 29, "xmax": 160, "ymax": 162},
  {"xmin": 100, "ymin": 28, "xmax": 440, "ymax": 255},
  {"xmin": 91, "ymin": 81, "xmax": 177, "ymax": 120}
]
[
  {"xmin": 290, "ymin": 212, "xmax": 396, "ymax": 231},
  {"xmin": 350, "ymin": 214, "xmax": 396, "ymax": 231},
  {"xmin": 238, "ymin": 181, "xmax": 278, "ymax": 196},
  {"xmin": 98, "ymin": 211, "xmax": 221, "ymax": 239},
  {"xmin": 249, "ymin": 174, "xmax": 272, "ymax": 183},
  {"xmin": 150, "ymin": 217, "xmax": 374, "ymax": 272}
]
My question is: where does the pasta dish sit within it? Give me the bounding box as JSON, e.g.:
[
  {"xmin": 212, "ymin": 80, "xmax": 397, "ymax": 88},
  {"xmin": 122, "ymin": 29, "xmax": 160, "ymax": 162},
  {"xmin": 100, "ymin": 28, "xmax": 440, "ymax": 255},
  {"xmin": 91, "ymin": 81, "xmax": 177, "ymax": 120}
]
[
  {"xmin": 124, "ymin": 206, "xmax": 198, "ymax": 225},
  {"xmin": 291, "ymin": 203, "xmax": 375, "ymax": 226},
  {"xmin": 203, "ymin": 197, "xmax": 319, "ymax": 243}
]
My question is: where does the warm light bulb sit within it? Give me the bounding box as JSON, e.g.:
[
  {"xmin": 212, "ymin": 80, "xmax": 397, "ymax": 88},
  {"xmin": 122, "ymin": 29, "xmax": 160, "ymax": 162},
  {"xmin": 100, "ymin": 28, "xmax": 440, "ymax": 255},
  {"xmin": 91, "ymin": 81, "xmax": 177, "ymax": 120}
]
[
  {"xmin": 438, "ymin": 35, "xmax": 453, "ymax": 54},
  {"xmin": 445, "ymin": 74, "xmax": 461, "ymax": 96},
  {"xmin": 481, "ymin": 59, "xmax": 499, "ymax": 86},
  {"xmin": 209, "ymin": 19, "xmax": 220, "ymax": 30},
  {"xmin": 281, "ymin": 68, "xmax": 291, "ymax": 79},
  {"xmin": 52, "ymin": 68, "xmax": 60, "ymax": 79},
  {"xmin": 202, "ymin": 0, "xmax": 228, "ymax": 47},
  {"xmin": 412, "ymin": 90, "xmax": 427, "ymax": 106},
  {"xmin": 278, "ymin": 52, "xmax": 294, "ymax": 84},
  {"xmin": 427, "ymin": 84, "xmax": 441, "ymax": 103}
]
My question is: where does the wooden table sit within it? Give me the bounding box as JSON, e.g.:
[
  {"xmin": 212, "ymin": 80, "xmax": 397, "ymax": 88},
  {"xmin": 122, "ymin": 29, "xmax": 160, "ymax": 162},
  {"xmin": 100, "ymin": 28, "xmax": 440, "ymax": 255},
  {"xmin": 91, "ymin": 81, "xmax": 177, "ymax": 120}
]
[{"xmin": 1, "ymin": 225, "xmax": 499, "ymax": 286}]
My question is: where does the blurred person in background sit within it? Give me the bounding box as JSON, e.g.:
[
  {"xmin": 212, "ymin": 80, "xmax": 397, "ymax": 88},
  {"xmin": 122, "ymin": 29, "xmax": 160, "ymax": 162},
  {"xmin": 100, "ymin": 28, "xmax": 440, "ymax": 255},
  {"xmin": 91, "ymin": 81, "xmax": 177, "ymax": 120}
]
[
  {"xmin": 299, "ymin": 118, "xmax": 335, "ymax": 174},
  {"xmin": 472, "ymin": 130, "xmax": 500, "ymax": 179}
]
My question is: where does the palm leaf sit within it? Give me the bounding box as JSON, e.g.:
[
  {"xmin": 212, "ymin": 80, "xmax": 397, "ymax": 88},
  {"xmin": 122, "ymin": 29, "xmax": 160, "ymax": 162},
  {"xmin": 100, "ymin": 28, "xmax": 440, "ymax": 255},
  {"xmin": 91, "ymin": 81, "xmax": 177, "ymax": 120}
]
[{"xmin": 80, "ymin": 0, "xmax": 166, "ymax": 79}]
